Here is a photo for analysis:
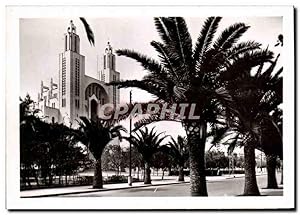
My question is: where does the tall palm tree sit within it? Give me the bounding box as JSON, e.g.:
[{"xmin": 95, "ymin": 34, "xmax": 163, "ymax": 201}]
[
  {"xmin": 127, "ymin": 127, "xmax": 168, "ymax": 184},
  {"xmin": 163, "ymin": 135, "xmax": 188, "ymax": 181},
  {"xmin": 109, "ymin": 17, "xmax": 272, "ymax": 196},
  {"xmin": 225, "ymin": 54, "xmax": 282, "ymax": 195},
  {"xmin": 76, "ymin": 117, "xmax": 126, "ymax": 188},
  {"xmin": 260, "ymin": 107, "xmax": 282, "ymax": 189}
]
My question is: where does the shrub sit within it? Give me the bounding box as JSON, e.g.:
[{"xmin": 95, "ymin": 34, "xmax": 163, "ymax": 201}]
[{"xmin": 105, "ymin": 175, "xmax": 128, "ymax": 184}]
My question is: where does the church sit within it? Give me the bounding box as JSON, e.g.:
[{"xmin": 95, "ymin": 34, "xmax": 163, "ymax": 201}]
[{"xmin": 37, "ymin": 20, "xmax": 120, "ymax": 127}]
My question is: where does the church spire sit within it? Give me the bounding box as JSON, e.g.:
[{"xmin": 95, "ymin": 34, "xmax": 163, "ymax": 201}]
[
  {"xmin": 67, "ymin": 20, "xmax": 76, "ymax": 34},
  {"xmin": 105, "ymin": 41, "xmax": 113, "ymax": 54},
  {"xmin": 103, "ymin": 41, "xmax": 115, "ymax": 70},
  {"xmin": 64, "ymin": 20, "xmax": 80, "ymax": 53}
]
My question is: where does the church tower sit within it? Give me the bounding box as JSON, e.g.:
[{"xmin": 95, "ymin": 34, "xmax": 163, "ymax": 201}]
[
  {"xmin": 101, "ymin": 42, "xmax": 120, "ymax": 105},
  {"xmin": 59, "ymin": 20, "xmax": 85, "ymax": 126}
]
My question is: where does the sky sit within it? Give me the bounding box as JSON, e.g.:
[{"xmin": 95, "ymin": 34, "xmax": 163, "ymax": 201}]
[{"xmin": 20, "ymin": 17, "xmax": 282, "ymax": 152}]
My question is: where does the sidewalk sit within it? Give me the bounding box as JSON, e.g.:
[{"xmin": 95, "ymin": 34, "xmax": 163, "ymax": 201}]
[
  {"xmin": 21, "ymin": 176, "xmax": 188, "ymax": 198},
  {"xmin": 21, "ymin": 173, "xmax": 280, "ymax": 198}
]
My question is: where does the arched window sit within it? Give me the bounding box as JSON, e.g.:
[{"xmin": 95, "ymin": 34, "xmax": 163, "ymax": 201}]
[{"xmin": 85, "ymin": 83, "xmax": 108, "ymax": 102}]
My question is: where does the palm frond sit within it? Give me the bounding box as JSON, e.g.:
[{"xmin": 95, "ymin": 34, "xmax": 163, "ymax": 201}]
[
  {"xmin": 194, "ymin": 17, "xmax": 222, "ymax": 68},
  {"xmin": 115, "ymin": 49, "xmax": 168, "ymax": 79},
  {"xmin": 258, "ymin": 53, "xmax": 280, "ymax": 81},
  {"xmin": 213, "ymin": 23, "xmax": 250, "ymax": 52},
  {"xmin": 150, "ymin": 41, "xmax": 180, "ymax": 82},
  {"xmin": 227, "ymin": 134, "xmax": 241, "ymax": 154},
  {"xmin": 221, "ymin": 49, "xmax": 274, "ymax": 81},
  {"xmin": 226, "ymin": 41, "xmax": 261, "ymax": 61},
  {"xmin": 153, "ymin": 17, "xmax": 172, "ymax": 45},
  {"xmin": 172, "ymin": 17, "xmax": 193, "ymax": 65},
  {"xmin": 207, "ymin": 125, "xmax": 230, "ymax": 150},
  {"xmin": 130, "ymin": 126, "xmax": 168, "ymax": 163},
  {"xmin": 158, "ymin": 17, "xmax": 193, "ymax": 80},
  {"xmin": 80, "ymin": 17, "xmax": 95, "ymax": 46}
]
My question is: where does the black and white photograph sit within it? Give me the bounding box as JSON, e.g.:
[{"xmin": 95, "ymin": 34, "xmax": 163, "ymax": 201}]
[{"xmin": 5, "ymin": 5, "xmax": 295, "ymax": 210}]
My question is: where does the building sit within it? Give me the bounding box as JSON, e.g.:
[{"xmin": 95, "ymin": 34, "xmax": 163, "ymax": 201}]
[{"xmin": 37, "ymin": 20, "xmax": 120, "ymax": 127}]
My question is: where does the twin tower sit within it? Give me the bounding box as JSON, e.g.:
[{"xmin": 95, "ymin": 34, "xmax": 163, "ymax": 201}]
[{"xmin": 37, "ymin": 20, "xmax": 120, "ymax": 127}]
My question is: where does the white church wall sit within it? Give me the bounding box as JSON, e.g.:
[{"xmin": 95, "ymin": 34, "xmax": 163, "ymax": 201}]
[{"xmin": 43, "ymin": 106, "xmax": 60, "ymax": 124}]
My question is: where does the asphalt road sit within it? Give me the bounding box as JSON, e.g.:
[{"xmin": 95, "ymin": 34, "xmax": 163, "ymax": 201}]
[{"xmin": 61, "ymin": 174, "xmax": 283, "ymax": 197}]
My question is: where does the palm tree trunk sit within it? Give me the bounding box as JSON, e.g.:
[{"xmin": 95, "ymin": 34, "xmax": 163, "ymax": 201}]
[
  {"xmin": 137, "ymin": 166, "xmax": 140, "ymax": 180},
  {"xmin": 144, "ymin": 162, "xmax": 151, "ymax": 184},
  {"xmin": 266, "ymin": 153, "xmax": 278, "ymax": 189},
  {"xmin": 93, "ymin": 158, "xmax": 103, "ymax": 189},
  {"xmin": 243, "ymin": 143, "xmax": 260, "ymax": 195},
  {"xmin": 168, "ymin": 166, "xmax": 172, "ymax": 176},
  {"xmin": 142, "ymin": 167, "xmax": 145, "ymax": 181},
  {"xmin": 280, "ymin": 159, "xmax": 283, "ymax": 184},
  {"xmin": 185, "ymin": 120, "xmax": 208, "ymax": 196},
  {"xmin": 178, "ymin": 165, "xmax": 185, "ymax": 182}
]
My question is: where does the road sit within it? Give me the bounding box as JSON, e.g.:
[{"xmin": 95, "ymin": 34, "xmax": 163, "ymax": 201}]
[{"xmin": 61, "ymin": 174, "xmax": 283, "ymax": 197}]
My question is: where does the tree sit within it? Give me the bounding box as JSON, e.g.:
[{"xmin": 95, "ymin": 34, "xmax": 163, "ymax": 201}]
[
  {"xmin": 102, "ymin": 144, "xmax": 127, "ymax": 175},
  {"xmin": 108, "ymin": 17, "xmax": 272, "ymax": 196},
  {"xmin": 76, "ymin": 117, "xmax": 126, "ymax": 188},
  {"xmin": 260, "ymin": 108, "xmax": 282, "ymax": 188},
  {"xmin": 49, "ymin": 123, "xmax": 87, "ymax": 185},
  {"xmin": 224, "ymin": 53, "xmax": 282, "ymax": 195},
  {"xmin": 127, "ymin": 127, "xmax": 167, "ymax": 184},
  {"xmin": 20, "ymin": 95, "xmax": 41, "ymax": 187},
  {"xmin": 162, "ymin": 135, "xmax": 188, "ymax": 181},
  {"xmin": 130, "ymin": 146, "xmax": 144, "ymax": 180},
  {"xmin": 233, "ymin": 153, "xmax": 244, "ymax": 168},
  {"xmin": 152, "ymin": 151, "xmax": 170, "ymax": 179},
  {"xmin": 260, "ymin": 34, "xmax": 284, "ymax": 188},
  {"xmin": 205, "ymin": 150, "xmax": 229, "ymax": 169},
  {"xmin": 20, "ymin": 95, "xmax": 87, "ymax": 188}
]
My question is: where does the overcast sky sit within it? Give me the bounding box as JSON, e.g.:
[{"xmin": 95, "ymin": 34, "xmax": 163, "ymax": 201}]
[{"xmin": 20, "ymin": 17, "xmax": 282, "ymax": 151}]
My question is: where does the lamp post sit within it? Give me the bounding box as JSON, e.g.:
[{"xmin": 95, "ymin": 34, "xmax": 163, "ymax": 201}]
[{"xmin": 128, "ymin": 90, "xmax": 133, "ymax": 186}]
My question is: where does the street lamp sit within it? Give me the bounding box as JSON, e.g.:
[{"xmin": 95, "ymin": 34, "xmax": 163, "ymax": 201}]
[{"xmin": 128, "ymin": 90, "xmax": 133, "ymax": 186}]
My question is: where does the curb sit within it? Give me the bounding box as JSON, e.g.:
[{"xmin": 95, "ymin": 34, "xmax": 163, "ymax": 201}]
[
  {"xmin": 224, "ymin": 173, "xmax": 267, "ymax": 180},
  {"xmin": 21, "ymin": 181, "xmax": 189, "ymax": 198}
]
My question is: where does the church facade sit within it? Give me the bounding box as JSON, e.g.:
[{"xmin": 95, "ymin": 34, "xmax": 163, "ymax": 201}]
[{"xmin": 37, "ymin": 20, "xmax": 120, "ymax": 127}]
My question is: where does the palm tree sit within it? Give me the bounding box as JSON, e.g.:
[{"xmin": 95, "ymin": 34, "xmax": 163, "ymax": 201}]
[
  {"xmin": 127, "ymin": 127, "xmax": 168, "ymax": 184},
  {"xmin": 76, "ymin": 117, "xmax": 126, "ymax": 188},
  {"xmin": 260, "ymin": 108, "xmax": 282, "ymax": 189},
  {"xmin": 109, "ymin": 17, "xmax": 272, "ymax": 196},
  {"xmin": 225, "ymin": 54, "xmax": 282, "ymax": 195},
  {"xmin": 163, "ymin": 135, "xmax": 188, "ymax": 181}
]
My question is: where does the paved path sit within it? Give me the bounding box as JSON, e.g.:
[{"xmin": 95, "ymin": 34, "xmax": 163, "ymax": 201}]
[
  {"xmin": 21, "ymin": 173, "xmax": 283, "ymax": 197},
  {"xmin": 21, "ymin": 176, "xmax": 188, "ymax": 198},
  {"xmin": 61, "ymin": 174, "xmax": 283, "ymax": 197}
]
